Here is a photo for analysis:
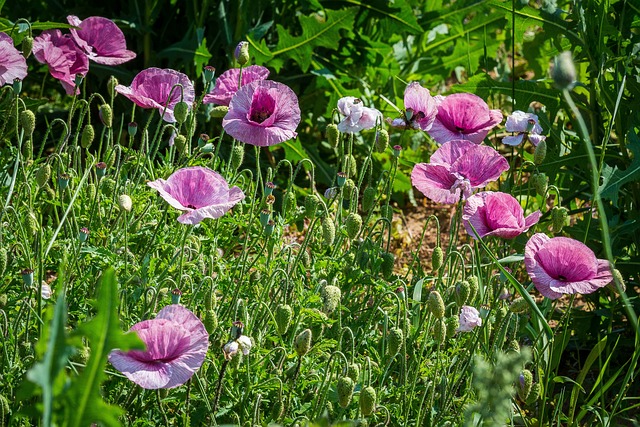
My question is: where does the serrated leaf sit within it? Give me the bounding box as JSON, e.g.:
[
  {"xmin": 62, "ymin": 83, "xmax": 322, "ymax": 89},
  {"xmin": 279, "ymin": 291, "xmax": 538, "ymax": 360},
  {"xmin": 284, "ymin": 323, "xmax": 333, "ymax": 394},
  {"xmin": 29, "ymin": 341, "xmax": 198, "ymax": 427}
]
[
  {"xmin": 63, "ymin": 267, "xmax": 144, "ymax": 427},
  {"xmin": 599, "ymin": 131, "xmax": 640, "ymax": 206},
  {"xmin": 344, "ymin": 0, "xmax": 423, "ymax": 34}
]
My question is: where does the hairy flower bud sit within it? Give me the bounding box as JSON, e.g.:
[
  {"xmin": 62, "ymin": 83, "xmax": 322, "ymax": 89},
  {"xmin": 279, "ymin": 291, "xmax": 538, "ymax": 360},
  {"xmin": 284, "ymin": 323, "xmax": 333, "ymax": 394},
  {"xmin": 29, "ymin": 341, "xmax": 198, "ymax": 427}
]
[
  {"xmin": 231, "ymin": 144, "xmax": 245, "ymax": 170},
  {"xmin": 551, "ymin": 51, "xmax": 577, "ymax": 90},
  {"xmin": 509, "ymin": 297, "xmax": 530, "ymax": 314},
  {"xmin": 275, "ymin": 304, "xmax": 293, "ymax": 335},
  {"xmin": 174, "ymin": 134, "xmax": 188, "ymax": 155},
  {"xmin": 20, "ymin": 110, "xmax": 35, "ymax": 135},
  {"xmin": 362, "ymin": 186, "xmax": 376, "ymax": 212},
  {"xmin": 343, "ymin": 179, "xmax": 357, "ymax": 201},
  {"xmin": 428, "ymin": 291, "xmax": 446, "ymax": 319},
  {"xmin": 380, "ymin": 252, "xmax": 394, "ymax": 279},
  {"xmin": 322, "ymin": 285, "xmax": 341, "ymax": 314},
  {"xmin": 517, "ymin": 370, "xmax": 534, "ymax": 401},
  {"xmin": 22, "ymin": 35, "xmax": 33, "ymax": 58},
  {"xmin": 551, "ymin": 206, "xmax": 568, "ymax": 233},
  {"xmin": 118, "ymin": 194, "xmax": 133, "ymax": 212},
  {"xmin": 533, "ymin": 139, "xmax": 547, "ymax": 165},
  {"xmin": 173, "ymin": 101, "xmax": 189, "ymax": 124},
  {"xmin": 321, "ymin": 216, "xmax": 336, "ymax": 246},
  {"xmin": 204, "ymin": 309, "xmax": 218, "ymax": 334},
  {"xmin": 344, "ymin": 154, "xmax": 357, "ymax": 178},
  {"xmin": 283, "ymin": 191, "xmax": 297, "ymax": 216},
  {"xmin": 326, "ymin": 123, "xmax": 340, "ymax": 148},
  {"xmin": 305, "ymin": 194, "xmax": 320, "ymax": 219},
  {"xmin": 433, "ymin": 318, "xmax": 446, "ymax": 343},
  {"xmin": 347, "ymin": 363, "xmax": 360, "ymax": 382},
  {"xmin": 36, "ymin": 164, "xmax": 51, "ymax": 188},
  {"xmin": 235, "ymin": 41, "xmax": 250, "ymax": 66},
  {"xmin": 337, "ymin": 376, "xmax": 355, "ymax": 408},
  {"xmin": 210, "ymin": 105, "xmax": 229, "ymax": 118},
  {"xmin": 99, "ymin": 104, "xmax": 113, "ymax": 128},
  {"xmin": 0, "ymin": 248, "xmax": 7, "ymax": 278},
  {"xmin": 455, "ymin": 281, "xmax": 470, "ymax": 306},
  {"xmin": 360, "ymin": 386, "xmax": 377, "ymax": 416},
  {"xmin": 380, "ymin": 205, "xmax": 393, "ymax": 222},
  {"xmin": 375, "ymin": 128, "xmax": 389, "ymax": 153},
  {"xmin": 387, "ymin": 327, "xmax": 404, "ymax": 355},
  {"xmin": 345, "ymin": 213, "xmax": 362, "ymax": 240},
  {"xmin": 431, "ymin": 246, "xmax": 444, "ymax": 271},
  {"xmin": 80, "ymin": 124, "xmax": 95, "ymax": 148},
  {"xmin": 445, "ymin": 316, "xmax": 459, "ymax": 338},
  {"xmin": 532, "ymin": 172, "xmax": 548, "ymax": 197},
  {"xmin": 294, "ymin": 329, "xmax": 312, "ymax": 357},
  {"xmin": 107, "ymin": 76, "xmax": 119, "ymax": 95}
]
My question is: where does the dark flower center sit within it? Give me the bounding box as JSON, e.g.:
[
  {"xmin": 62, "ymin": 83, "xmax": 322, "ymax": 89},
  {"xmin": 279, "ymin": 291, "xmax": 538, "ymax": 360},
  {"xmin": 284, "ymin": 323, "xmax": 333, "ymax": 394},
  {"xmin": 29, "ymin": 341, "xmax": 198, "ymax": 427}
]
[
  {"xmin": 186, "ymin": 204, "xmax": 197, "ymax": 209},
  {"xmin": 250, "ymin": 109, "xmax": 272, "ymax": 123},
  {"xmin": 557, "ymin": 274, "xmax": 567, "ymax": 281}
]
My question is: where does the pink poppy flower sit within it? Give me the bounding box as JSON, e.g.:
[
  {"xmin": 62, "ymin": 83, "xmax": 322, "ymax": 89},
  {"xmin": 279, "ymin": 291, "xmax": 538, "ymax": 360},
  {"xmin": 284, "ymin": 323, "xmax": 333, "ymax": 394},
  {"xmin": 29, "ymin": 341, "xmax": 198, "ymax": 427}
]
[
  {"xmin": 524, "ymin": 233, "xmax": 613, "ymax": 300},
  {"xmin": 336, "ymin": 96, "xmax": 382, "ymax": 133},
  {"xmin": 428, "ymin": 93, "xmax": 503, "ymax": 144},
  {"xmin": 411, "ymin": 140, "xmax": 509, "ymax": 204},
  {"xmin": 389, "ymin": 82, "xmax": 438, "ymax": 131},
  {"xmin": 147, "ymin": 166, "xmax": 244, "ymax": 224},
  {"xmin": 462, "ymin": 191, "xmax": 541, "ymax": 239},
  {"xmin": 457, "ymin": 306, "xmax": 482, "ymax": 332},
  {"xmin": 202, "ymin": 65, "xmax": 270, "ymax": 106},
  {"xmin": 109, "ymin": 305, "xmax": 208, "ymax": 389},
  {"xmin": 0, "ymin": 33, "xmax": 28, "ymax": 86},
  {"xmin": 32, "ymin": 30, "xmax": 89, "ymax": 95},
  {"xmin": 115, "ymin": 68, "xmax": 195, "ymax": 123},
  {"xmin": 503, "ymin": 110, "xmax": 546, "ymax": 146},
  {"xmin": 67, "ymin": 15, "xmax": 136, "ymax": 65},
  {"xmin": 222, "ymin": 80, "xmax": 300, "ymax": 146}
]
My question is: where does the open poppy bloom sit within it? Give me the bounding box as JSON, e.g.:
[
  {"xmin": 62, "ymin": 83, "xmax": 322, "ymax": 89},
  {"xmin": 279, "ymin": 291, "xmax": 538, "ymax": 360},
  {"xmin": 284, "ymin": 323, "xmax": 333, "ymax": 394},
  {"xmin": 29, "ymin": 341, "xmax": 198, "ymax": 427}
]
[
  {"xmin": 503, "ymin": 110, "xmax": 546, "ymax": 147},
  {"xmin": 524, "ymin": 233, "xmax": 613, "ymax": 299},
  {"xmin": 32, "ymin": 30, "xmax": 89, "ymax": 95},
  {"xmin": 389, "ymin": 82, "xmax": 438, "ymax": 131},
  {"xmin": 0, "ymin": 33, "xmax": 28, "ymax": 86},
  {"xmin": 108, "ymin": 305, "xmax": 209, "ymax": 389},
  {"xmin": 67, "ymin": 15, "xmax": 136, "ymax": 65},
  {"xmin": 147, "ymin": 166, "xmax": 244, "ymax": 224},
  {"xmin": 115, "ymin": 68, "xmax": 195, "ymax": 123},
  {"xmin": 462, "ymin": 191, "xmax": 541, "ymax": 239},
  {"xmin": 428, "ymin": 93, "xmax": 503, "ymax": 144},
  {"xmin": 336, "ymin": 96, "xmax": 382, "ymax": 133},
  {"xmin": 411, "ymin": 140, "xmax": 509, "ymax": 204},
  {"xmin": 457, "ymin": 306, "xmax": 482, "ymax": 332},
  {"xmin": 222, "ymin": 79, "xmax": 301, "ymax": 146},
  {"xmin": 202, "ymin": 65, "xmax": 270, "ymax": 106}
]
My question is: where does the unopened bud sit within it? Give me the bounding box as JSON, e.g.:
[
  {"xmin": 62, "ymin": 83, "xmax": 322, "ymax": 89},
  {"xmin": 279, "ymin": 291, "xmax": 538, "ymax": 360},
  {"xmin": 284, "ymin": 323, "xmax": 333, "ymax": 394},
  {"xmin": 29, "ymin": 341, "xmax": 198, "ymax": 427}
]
[
  {"xmin": 551, "ymin": 51, "xmax": 577, "ymax": 90},
  {"xmin": 22, "ymin": 35, "xmax": 33, "ymax": 58},
  {"xmin": 337, "ymin": 376, "xmax": 355, "ymax": 408},
  {"xmin": 99, "ymin": 104, "xmax": 112, "ymax": 128},
  {"xmin": 533, "ymin": 139, "xmax": 547, "ymax": 165},
  {"xmin": 174, "ymin": 135, "xmax": 187, "ymax": 154},
  {"xmin": 20, "ymin": 110, "xmax": 35, "ymax": 135},
  {"xmin": 326, "ymin": 123, "xmax": 339, "ymax": 148},
  {"xmin": 118, "ymin": 194, "xmax": 133, "ymax": 212},
  {"xmin": 210, "ymin": 105, "xmax": 229, "ymax": 118},
  {"xmin": 345, "ymin": 213, "xmax": 362, "ymax": 240},
  {"xmin": 455, "ymin": 281, "xmax": 470, "ymax": 306},
  {"xmin": 518, "ymin": 370, "xmax": 534, "ymax": 401},
  {"xmin": 321, "ymin": 216, "xmax": 335, "ymax": 246},
  {"xmin": 431, "ymin": 246, "xmax": 443, "ymax": 271},
  {"xmin": 231, "ymin": 144, "xmax": 245, "ymax": 170},
  {"xmin": 275, "ymin": 304, "xmax": 293, "ymax": 335},
  {"xmin": 294, "ymin": 328, "xmax": 312, "ymax": 357},
  {"xmin": 380, "ymin": 252, "xmax": 394, "ymax": 279},
  {"xmin": 305, "ymin": 194, "xmax": 319, "ymax": 219},
  {"xmin": 387, "ymin": 327, "xmax": 404, "ymax": 355},
  {"xmin": 347, "ymin": 363, "xmax": 360, "ymax": 382},
  {"xmin": 234, "ymin": 41, "xmax": 250, "ymax": 66},
  {"xmin": 509, "ymin": 297, "xmax": 530, "ymax": 314},
  {"xmin": 360, "ymin": 386, "xmax": 377, "ymax": 416},
  {"xmin": 428, "ymin": 291, "xmax": 446, "ymax": 319},
  {"xmin": 445, "ymin": 316, "xmax": 459, "ymax": 338},
  {"xmin": 551, "ymin": 206, "xmax": 568, "ymax": 233},
  {"xmin": 609, "ymin": 268, "xmax": 626, "ymax": 293},
  {"xmin": 433, "ymin": 318, "xmax": 446, "ymax": 343},
  {"xmin": 375, "ymin": 128, "xmax": 389, "ymax": 153},
  {"xmin": 173, "ymin": 101, "xmax": 189, "ymax": 124},
  {"xmin": 81, "ymin": 124, "xmax": 95, "ymax": 148},
  {"xmin": 204, "ymin": 309, "xmax": 218, "ymax": 334},
  {"xmin": 532, "ymin": 172, "xmax": 548, "ymax": 197},
  {"xmin": 107, "ymin": 76, "xmax": 119, "ymax": 95},
  {"xmin": 36, "ymin": 164, "xmax": 51, "ymax": 188},
  {"xmin": 343, "ymin": 179, "xmax": 356, "ymax": 201},
  {"xmin": 362, "ymin": 186, "xmax": 376, "ymax": 211},
  {"xmin": 322, "ymin": 285, "xmax": 341, "ymax": 314}
]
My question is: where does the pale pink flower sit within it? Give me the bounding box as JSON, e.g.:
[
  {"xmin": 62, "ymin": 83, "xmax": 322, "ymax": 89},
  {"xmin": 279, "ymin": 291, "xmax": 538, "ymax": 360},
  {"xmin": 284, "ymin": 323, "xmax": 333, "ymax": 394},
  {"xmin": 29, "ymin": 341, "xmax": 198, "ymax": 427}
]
[
  {"xmin": 147, "ymin": 166, "xmax": 244, "ymax": 225},
  {"xmin": 115, "ymin": 68, "xmax": 195, "ymax": 123},
  {"xmin": 67, "ymin": 15, "xmax": 136, "ymax": 65},
  {"xmin": 389, "ymin": 82, "xmax": 437, "ymax": 131},
  {"xmin": 202, "ymin": 65, "xmax": 270, "ymax": 106},
  {"xmin": 503, "ymin": 110, "xmax": 546, "ymax": 146},
  {"xmin": 222, "ymin": 80, "xmax": 300, "ymax": 146},
  {"xmin": 411, "ymin": 140, "xmax": 509, "ymax": 204},
  {"xmin": 336, "ymin": 96, "xmax": 382, "ymax": 133},
  {"xmin": 457, "ymin": 306, "xmax": 482, "ymax": 332},
  {"xmin": 463, "ymin": 191, "xmax": 541, "ymax": 239},
  {"xmin": 428, "ymin": 93, "xmax": 503, "ymax": 144},
  {"xmin": 524, "ymin": 233, "xmax": 612, "ymax": 300},
  {"xmin": 32, "ymin": 30, "xmax": 89, "ymax": 95},
  {"xmin": 0, "ymin": 33, "xmax": 28, "ymax": 86},
  {"xmin": 41, "ymin": 282, "xmax": 52, "ymax": 300},
  {"xmin": 108, "ymin": 305, "xmax": 208, "ymax": 389}
]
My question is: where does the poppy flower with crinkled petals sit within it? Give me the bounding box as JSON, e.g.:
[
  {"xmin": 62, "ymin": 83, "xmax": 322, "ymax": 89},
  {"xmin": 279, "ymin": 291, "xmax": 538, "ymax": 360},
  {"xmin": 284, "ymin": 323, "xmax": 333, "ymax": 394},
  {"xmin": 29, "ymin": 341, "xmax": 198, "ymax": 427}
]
[
  {"xmin": 457, "ymin": 306, "xmax": 482, "ymax": 332},
  {"xmin": 222, "ymin": 80, "xmax": 300, "ymax": 146},
  {"xmin": 67, "ymin": 15, "xmax": 136, "ymax": 65},
  {"xmin": 108, "ymin": 305, "xmax": 208, "ymax": 389},
  {"xmin": 115, "ymin": 68, "xmax": 195, "ymax": 123},
  {"xmin": 428, "ymin": 93, "xmax": 503, "ymax": 144},
  {"xmin": 463, "ymin": 191, "xmax": 541, "ymax": 239},
  {"xmin": 0, "ymin": 33, "xmax": 27, "ymax": 86},
  {"xmin": 147, "ymin": 166, "xmax": 244, "ymax": 224},
  {"xmin": 503, "ymin": 110, "xmax": 546, "ymax": 147},
  {"xmin": 33, "ymin": 30, "xmax": 89, "ymax": 95},
  {"xmin": 336, "ymin": 96, "xmax": 382, "ymax": 133},
  {"xmin": 389, "ymin": 82, "xmax": 438, "ymax": 131},
  {"xmin": 524, "ymin": 233, "xmax": 612, "ymax": 300},
  {"xmin": 202, "ymin": 65, "xmax": 270, "ymax": 106}
]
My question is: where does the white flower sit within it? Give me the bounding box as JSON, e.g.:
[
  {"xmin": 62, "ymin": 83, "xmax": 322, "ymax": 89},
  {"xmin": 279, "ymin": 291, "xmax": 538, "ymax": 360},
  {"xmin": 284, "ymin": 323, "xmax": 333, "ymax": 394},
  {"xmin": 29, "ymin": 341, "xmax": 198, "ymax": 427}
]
[
  {"xmin": 237, "ymin": 335, "xmax": 252, "ymax": 355},
  {"xmin": 457, "ymin": 305, "xmax": 482, "ymax": 332},
  {"xmin": 503, "ymin": 110, "xmax": 546, "ymax": 147},
  {"xmin": 337, "ymin": 97, "xmax": 382, "ymax": 133},
  {"xmin": 223, "ymin": 341, "xmax": 239, "ymax": 360},
  {"xmin": 41, "ymin": 282, "xmax": 52, "ymax": 300}
]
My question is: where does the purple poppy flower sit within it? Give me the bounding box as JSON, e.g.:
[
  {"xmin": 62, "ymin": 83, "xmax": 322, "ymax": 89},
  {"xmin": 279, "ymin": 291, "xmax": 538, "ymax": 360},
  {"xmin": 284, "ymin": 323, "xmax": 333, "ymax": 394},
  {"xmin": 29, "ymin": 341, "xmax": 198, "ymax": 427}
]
[
  {"xmin": 67, "ymin": 15, "xmax": 136, "ymax": 65},
  {"xmin": 389, "ymin": 82, "xmax": 438, "ymax": 131},
  {"xmin": 32, "ymin": 30, "xmax": 89, "ymax": 95},
  {"xmin": 336, "ymin": 96, "xmax": 382, "ymax": 133},
  {"xmin": 411, "ymin": 140, "xmax": 509, "ymax": 204},
  {"xmin": 503, "ymin": 110, "xmax": 546, "ymax": 146},
  {"xmin": 147, "ymin": 166, "xmax": 244, "ymax": 224},
  {"xmin": 222, "ymin": 80, "xmax": 301, "ymax": 146},
  {"xmin": 524, "ymin": 233, "xmax": 613, "ymax": 300},
  {"xmin": 109, "ymin": 304, "xmax": 208, "ymax": 389},
  {"xmin": 462, "ymin": 191, "xmax": 541, "ymax": 239},
  {"xmin": 428, "ymin": 93, "xmax": 503, "ymax": 144},
  {"xmin": 202, "ymin": 65, "xmax": 270, "ymax": 106},
  {"xmin": 457, "ymin": 306, "xmax": 482, "ymax": 332},
  {"xmin": 115, "ymin": 68, "xmax": 195, "ymax": 123},
  {"xmin": 0, "ymin": 33, "xmax": 28, "ymax": 86}
]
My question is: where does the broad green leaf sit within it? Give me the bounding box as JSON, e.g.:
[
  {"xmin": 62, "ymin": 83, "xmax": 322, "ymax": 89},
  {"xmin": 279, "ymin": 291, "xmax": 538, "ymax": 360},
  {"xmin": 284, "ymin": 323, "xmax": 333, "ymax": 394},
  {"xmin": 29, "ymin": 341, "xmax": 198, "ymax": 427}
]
[
  {"xmin": 344, "ymin": 0, "xmax": 423, "ymax": 35},
  {"xmin": 599, "ymin": 131, "xmax": 640, "ymax": 206},
  {"xmin": 0, "ymin": 20, "xmax": 74, "ymax": 32}
]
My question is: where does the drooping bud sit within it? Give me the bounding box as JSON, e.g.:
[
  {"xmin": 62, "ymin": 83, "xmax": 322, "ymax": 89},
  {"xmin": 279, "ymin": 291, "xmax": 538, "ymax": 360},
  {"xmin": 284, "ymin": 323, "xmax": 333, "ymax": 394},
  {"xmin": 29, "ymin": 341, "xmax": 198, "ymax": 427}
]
[
  {"xmin": 360, "ymin": 386, "xmax": 377, "ymax": 416},
  {"xmin": 532, "ymin": 172, "xmax": 548, "ymax": 197},
  {"xmin": 174, "ymin": 135, "xmax": 188, "ymax": 155},
  {"xmin": 25, "ymin": 211, "xmax": 39, "ymax": 236},
  {"xmin": 81, "ymin": 124, "xmax": 95, "ymax": 148},
  {"xmin": 380, "ymin": 252, "xmax": 394, "ymax": 279},
  {"xmin": 509, "ymin": 297, "xmax": 530, "ymax": 314},
  {"xmin": 107, "ymin": 76, "xmax": 119, "ymax": 95},
  {"xmin": 431, "ymin": 246, "xmax": 444, "ymax": 271},
  {"xmin": 204, "ymin": 309, "xmax": 218, "ymax": 334},
  {"xmin": 118, "ymin": 194, "xmax": 133, "ymax": 212},
  {"xmin": 337, "ymin": 376, "xmax": 355, "ymax": 408},
  {"xmin": 210, "ymin": 105, "xmax": 229, "ymax": 118},
  {"xmin": 508, "ymin": 339, "xmax": 521, "ymax": 353},
  {"xmin": 234, "ymin": 41, "xmax": 250, "ymax": 66},
  {"xmin": 375, "ymin": 128, "xmax": 389, "ymax": 153},
  {"xmin": 326, "ymin": 123, "xmax": 339, "ymax": 147},
  {"xmin": 526, "ymin": 382, "xmax": 541, "ymax": 405},
  {"xmin": 343, "ymin": 179, "xmax": 356, "ymax": 200},
  {"xmin": 345, "ymin": 213, "xmax": 362, "ymax": 240},
  {"xmin": 533, "ymin": 139, "xmax": 547, "ymax": 165},
  {"xmin": 99, "ymin": 104, "xmax": 113, "ymax": 128},
  {"xmin": 347, "ymin": 363, "xmax": 360, "ymax": 382},
  {"xmin": 294, "ymin": 328, "xmax": 312, "ymax": 357},
  {"xmin": 321, "ymin": 216, "xmax": 336, "ymax": 246},
  {"xmin": 20, "ymin": 110, "xmax": 35, "ymax": 135},
  {"xmin": 275, "ymin": 304, "xmax": 293, "ymax": 335},
  {"xmin": 173, "ymin": 101, "xmax": 189, "ymax": 124},
  {"xmin": 454, "ymin": 281, "xmax": 470, "ymax": 306},
  {"xmin": 21, "ymin": 136, "xmax": 32, "ymax": 161},
  {"xmin": 428, "ymin": 291, "xmax": 446, "ymax": 319},
  {"xmin": 551, "ymin": 51, "xmax": 577, "ymax": 90},
  {"xmin": 305, "ymin": 194, "xmax": 319, "ymax": 219},
  {"xmin": 445, "ymin": 316, "xmax": 459, "ymax": 338},
  {"xmin": 433, "ymin": 318, "xmax": 446, "ymax": 343},
  {"xmin": 609, "ymin": 268, "xmax": 626, "ymax": 293},
  {"xmin": 344, "ymin": 154, "xmax": 357, "ymax": 178},
  {"xmin": 231, "ymin": 144, "xmax": 245, "ymax": 170},
  {"xmin": 321, "ymin": 285, "xmax": 341, "ymax": 314},
  {"xmin": 387, "ymin": 327, "xmax": 404, "ymax": 355},
  {"xmin": 22, "ymin": 35, "xmax": 33, "ymax": 58},
  {"xmin": 362, "ymin": 186, "xmax": 376, "ymax": 212},
  {"xmin": 35, "ymin": 164, "xmax": 51, "ymax": 188},
  {"xmin": 551, "ymin": 206, "xmax": 568, "ymax": 233},
  {"xmin": 283, "ymin": 190, "xmax": 297, "ymax": 216},
  {"xmin": 517, "ymin": 370, "xmax": 534, "ymax": 401},
  {"xmin": 467, "ymin": 275, "xmax": 479, "ymax": 303},
  {"xmin": 0, "ymin": 248, "xmax": 7, "ymax": 278}
]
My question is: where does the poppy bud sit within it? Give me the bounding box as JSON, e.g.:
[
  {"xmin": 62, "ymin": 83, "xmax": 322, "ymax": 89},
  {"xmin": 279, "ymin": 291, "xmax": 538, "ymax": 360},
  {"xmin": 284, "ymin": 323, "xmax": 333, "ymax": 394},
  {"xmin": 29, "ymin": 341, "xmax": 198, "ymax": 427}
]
[
  {"xmin": 321, "ymin": 285, "xmax": 341, "ymax": 314},
  {"xmin": 235, "ymin": 41, "xmax": 250, "ymax": 66},
  {"xmin": 0, "ymin": 248, "xmax": 7, "ymax": 278},
  {"xmin": 551, "ymin": 206, "xmax": 568, "ymax": 233},
  {"xmin": 21, "ymin": 137, "xmax": 32, "ymax": 161},
  {"xmin": 509, "ymin": 297, "xmax": 530, "ymax": 314},
  {"xmin": 20, "ymin": 110, "xmax": 35, "ymax": 135},
  {"xmin": 174, "ymin": 101, "xmax": 189, "ymax": 124},
  {"xmin": 387, "ymin": 327, "xmax": 404, "ymax": 355},
  {"xmin": 551, "ymin": 51, "xmax": 577, "ymax": 90},
  {"xmin": 210, "ymin": 105, "xmax": 229, "ymax": 118},
  {"xmin": 517, "ymin": 370, "xmax": 534, "ymax": 401},
  {"xmin": 455, "ymin": 281, "xmax": 470, "ymax": 306},
  {"xmin": 467, "ymin": 275, "xmax": 479, "ymax": 302},
  {"xmin": 362, "ymin": 186, "xmax": 376, "ymax": 212},
  {"xmin": 526, "ymin": 382, "xmax": 541, "ymax": 405},
  {"xmin": 508, "ymin": 339, "xmax": 521, "ymax": 353},
  {"xmin": 344, "ymin": 154, "xmax": 357, "ymax": 178},
  {"xmin": 174, "ymin": 135, "xmax": 188, "ymax": 155},
  {"xmin": 433, "ymin": 318, "xmax": 446, "ymax": 343},
  {"xmin": 275, "ymin": 304, "xmax": 293, "ymax": 335},
  {"xmin": 431, "ymin": 246, "xmax": 444, "ymax": 271},
  {"xmin": 343, "ymin": 179, "xmax": 357, "ymax": 201},
  {"xmin": 0, "ymin": 394, "xmax": 10, "ymax": 425},
  {"xmin": 380, "ymin": 205, "xmax": 393, "ymax": 222},
  {"xmin": 305, "ymin": 194, "xmax": 319, "ymax": 219},
  {"xmin": 532, "ymin": 172, "xmax": 548, "ymax": 197},
  {"xmin": 380, "ymin": 252, "xmax": 394, "ymax": 279},
  {"xmin": 359, "ymin": 386, "xmax": 377, "ymax": 416},
  {"xmin": 36, "ymin": 164, "xmax": 51, "ymax": 188},
  {"xmin": 337, "ymin": 376, "xmax": 355, "ymax": 408},
  {"xmin": 80, "ymin": 124, "xmax": 95, "ymax": 148},
  {"xmin": 294, "ymin": 328, "xmax": 312, "ymax": 357},
  {"xmin": 99, "ymin": 104, "xmax": 113, "ymax": 128},
  {"xmin": 118, "ymin": 194, "xmax": 133, "ymax": 212},
  {"xmin": 321, "ymin": 216, "xmax": 335, "ymax": 246},
  {"xmin": 107, "ymin": 76, "xmax": 119, "ymax": 95},
  {"xmin": 25, "ymin": 211, "xmax": 39, "ymax": 236},
  {"xmin": 326, "ymin": 123, "xmax": 339, "ymax": 147},
  {"xmin": 231, "ymin": 144, "xmax": 245, "ymax": 170},
  {"xmin": 204, "ymin": 309, "xmax": 218, "ymax": 334},
  {"xmin": 22, "ymin": 35, "xmax": 33, "ymax": 58},
  {"xmin": 375, "ymin": 128, "xmax": 389, "ymax": 153},
  {"xmin": 347, "ymin": 363, "xmax": 360, "ymax": 382},
  {"xmin": 609, "ymin": 268, "xmax": 626, "ymax": 293},
  {"xmin": 428, "ymin": 291, "xmax": 445, "ymax": 319},
  {"xmin": 345, "ymin": 213, "xmax": 362, "ymax": 240},
  {"xmin": 445, "ymin": 316, "xmax": 459, "ymax": 338},
  {"xmin": 533, "ymin": 139, "xmax": 547, "ymax": 165},
  {"xmin": 283, "ymin": 191, "xmax": 297, "ymax": 216}
]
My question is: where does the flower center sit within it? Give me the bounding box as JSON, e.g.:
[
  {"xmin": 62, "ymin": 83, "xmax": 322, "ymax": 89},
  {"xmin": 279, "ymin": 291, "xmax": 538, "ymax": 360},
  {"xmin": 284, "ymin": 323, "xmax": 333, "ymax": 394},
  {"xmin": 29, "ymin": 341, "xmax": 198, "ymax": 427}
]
[
  {"xmin": 248, "ymin": 86, "xmax": 276, "ymax": 124},
  {"xmin": 557, "ymin": 274, "xmax": 567, "ymax": 281},
  {"xmin": 186, "ymin": 204, "xmax": 197, "ymax": 209}
]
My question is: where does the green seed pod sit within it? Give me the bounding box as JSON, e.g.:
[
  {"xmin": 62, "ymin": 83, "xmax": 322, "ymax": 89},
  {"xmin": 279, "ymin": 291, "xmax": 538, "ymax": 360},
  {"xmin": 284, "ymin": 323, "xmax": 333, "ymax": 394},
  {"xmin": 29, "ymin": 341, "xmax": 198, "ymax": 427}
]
[
  {"xmin": 445, "ymin": 316, "xmax": 459, "ymax": 338},
  {"xmin": 525, "ymin": 382, "xmax": 541, "ymax": 405},
  {"xmin": 20, "ymin": 110, "xmax": 36, "ymax": 135},
  {"xmin": 433, "ymin": 318, "xmax": 446, "ymax": 344},
  {"xmin": 532, "ymin": 172, "xmax": 548, "ymax": 197},
  {"xmin": 380, "ymin": 205, "xmax": 393, "ymax": 222},
  {"xmin": 359, "ymin": 386, "xmax": 377, "ymax": 416},
  {"xmin": 387, "ymin": 327, "xmax": 404, "ymax": 355},
  {"xmin": 22, "ymin": 35, "xmax": 33, "ymax": 58},
  {"xmin": 344, "ymin": 154, "xmax": 357, "ymax": 178},
  {"xmin": 337, "ymin": 376, "xmax": 355, "ymax": 408},
  {"xmin": 533, "ymin": 140, "xmax": 547, "ymax": 165},
  {"xmin": 79, "ymin": 124, "xmax": 94, "ymax": 148},
  {"xmin": 431, "ymin": 246, "xmax": 444, "ymax": 271},
  {"xmin": 322, "ymin": 285, "xmax": 341, "ymax": 314},
  {"xmin": 174, "ymin": 134, "xmax": 188, "ymax": 155},
  {"xmin": 509, "ymin": 297, "xmax": 529, "ymax": 314},
  {"xmin": 305, "ymin": 194, "xmax": 319, "ymax": 219},
  {"xmin": 294, "ymin": 328, "xmax": 312, "ymax": 357},
  {"xmin": 517, "ymin": 370, "xmax": 534, "ymax": 401},
  {"xmin": 275, "ymin": 304, "xmax": 293, "ymax": 335},
  {"xmin": 551, "ymin": 206, "xmax": 568, "ymax": 233},
  {"xmin": 43, "ymin": 185, "xmax": 56, "ymax": 202},
  {"xmin": 362, "ymin": 186, "xmax": 376, "ymax": 212},
  {"xmin": 375, "ymin": 128, "xmax": 389, "ymax": 153},
  {"xmin": 428, "ymin": 291, "xmax": 445, "ymax": 319},
  {"xmin": 467, "ymin": 275, "xmax": 479, "ymax": 303},
  {"xmin": 321, "ymin": 216, "xmax": 335, "ymax": 246},
  {"xmin": 36, "ymin": 164, "xmax": 51, "ymax": 188},
  {"xmin": 380, "ymin": 252, "xmax": 394, "ymax": 279},
  {"xmin": 21, "ymin": 136, "xmax": 33, "ymax": 161},
  {"xmin": 0, "ymin": 248, "xmax": 7, "ymax": 278},
  {"xmin": 343, "ymin": 179, "xmax": 356, "ymax": 201},
  {"xmin": 173, "ymin": 101, "xmax": 189, "ymax": 124},
  {"xmin": 326, "ymin": 123, "xmax": 339, "ymax": 148},
  {"xmin": 454, "ymin": 281, "xmax": 470, "ymax": 306},
  {"xmin": 347, "ymin": 363, "xmax": 360, "ymax": 383},
  {"xmin": 25, "ymin": 211, "xmax": 39, "ymax": 236},
  {"xmin": 204, "ymin": 309, "xmax": 218, "ymax": 334},
  {"xmin": 345, "ymin": 213, "xmax": 362, "ymax": 240},
  {"xmin": 210, "ymin": 105, "xmax": 229, "ymax": 118},
  {"xmin": 99, "ymin": 104, "xmax": 113, "ymax": 128},
  {"xmin": 300, "ymin": 249, "xmax": 311, "ymax": 268}
]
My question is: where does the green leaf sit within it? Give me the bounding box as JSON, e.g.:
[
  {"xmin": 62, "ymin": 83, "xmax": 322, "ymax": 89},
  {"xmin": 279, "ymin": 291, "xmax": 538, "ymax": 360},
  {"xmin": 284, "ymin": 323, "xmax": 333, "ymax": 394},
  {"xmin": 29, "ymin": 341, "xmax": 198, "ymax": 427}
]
[
  {"xmin": 343, "ymin": 0, "xmax": 423, "ymax": 34},
  {"xmin": 599, "ymin": 131, "xmax": 640, "ymax": 206},
  {"xmin": 0, "ymin": 20, "xmax": 74, "ymax": 32},
  {"xmin": 62, "ymin": 268, "xmax": 144, "ymax": 427}
]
